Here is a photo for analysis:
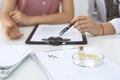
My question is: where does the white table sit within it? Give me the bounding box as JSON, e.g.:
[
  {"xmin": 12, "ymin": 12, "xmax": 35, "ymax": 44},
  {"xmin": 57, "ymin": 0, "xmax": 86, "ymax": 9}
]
[{"xmin": 0, "ymin": 23, "xmax": 120, "ymax": 80}]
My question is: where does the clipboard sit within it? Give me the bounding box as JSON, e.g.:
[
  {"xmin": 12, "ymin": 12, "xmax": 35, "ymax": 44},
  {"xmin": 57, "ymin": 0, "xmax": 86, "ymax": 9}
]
[{"xmin": 25, "ymin": 24, "xmax": 87, "ymax": 45}]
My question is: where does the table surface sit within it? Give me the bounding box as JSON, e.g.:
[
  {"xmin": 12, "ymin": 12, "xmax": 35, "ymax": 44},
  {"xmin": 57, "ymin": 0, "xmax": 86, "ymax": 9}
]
[{"xmin": 0, "ymin": 23, "xmax": 120, "ymax": 80}]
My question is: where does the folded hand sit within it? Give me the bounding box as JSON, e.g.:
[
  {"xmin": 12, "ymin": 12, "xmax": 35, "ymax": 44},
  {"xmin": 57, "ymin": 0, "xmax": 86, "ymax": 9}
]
[{"xmin": 9, "ymin": 11, "xmax": 31, "ymax": 26}]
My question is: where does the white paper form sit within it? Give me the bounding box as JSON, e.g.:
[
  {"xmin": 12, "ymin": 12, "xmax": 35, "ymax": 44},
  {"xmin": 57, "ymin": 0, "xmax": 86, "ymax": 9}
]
[
  {"xmin": 34, "ymin": 48, "xmax": 120, "ymax": 80},
  {"xmin": 30, "ymin": 24, "xmax": 83, "ymax": 42},
  {"xmin": 0, "ymin": 45, "xmax": 31, "ymax": 78},
  {"xmin": 0, "ymin": 45, "xmax": 30, "ymax": 67}
]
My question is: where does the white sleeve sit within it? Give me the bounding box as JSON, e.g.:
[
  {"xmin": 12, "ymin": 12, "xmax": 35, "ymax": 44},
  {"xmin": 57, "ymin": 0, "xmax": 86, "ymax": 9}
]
[
  {"xmin": 88, "ymin": 0, "xmax": 105, "ymax": 23},
  {"xmin": 109, "ymin": 18, "xmax": 120, "ymax": 34}
]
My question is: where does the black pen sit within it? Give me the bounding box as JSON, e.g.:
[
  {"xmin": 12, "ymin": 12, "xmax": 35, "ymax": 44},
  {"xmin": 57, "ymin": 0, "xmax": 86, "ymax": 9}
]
[{"xmin": 59, "ymin": 22, "xmax": 76, "ymax": 36}]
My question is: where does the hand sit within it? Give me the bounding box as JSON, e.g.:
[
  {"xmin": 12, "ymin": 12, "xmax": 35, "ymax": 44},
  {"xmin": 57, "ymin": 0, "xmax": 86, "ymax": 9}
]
[
  {"xmin": 2, "ymin": 20, "xmax": 23, "ymax": 39},
  {"xmin": 71, "ymin": 16, "xmax": 102, "ymax": 36},
  {"xmin": 9, "ymin": 11, "xmax": 31, "ymax": 26}
]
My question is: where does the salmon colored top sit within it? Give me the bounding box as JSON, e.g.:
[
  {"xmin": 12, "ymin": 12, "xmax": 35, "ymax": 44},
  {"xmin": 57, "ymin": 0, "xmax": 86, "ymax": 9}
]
[{"xmin": 16, "ymin": 0, "xmax": 60, "ymax": 16}]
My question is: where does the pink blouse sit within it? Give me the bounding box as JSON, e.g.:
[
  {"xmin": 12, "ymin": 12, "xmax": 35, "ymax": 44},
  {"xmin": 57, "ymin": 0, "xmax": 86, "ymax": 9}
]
[{"xmin": 16, "ymin": 0, "xmax": 60, "ymax": 16}]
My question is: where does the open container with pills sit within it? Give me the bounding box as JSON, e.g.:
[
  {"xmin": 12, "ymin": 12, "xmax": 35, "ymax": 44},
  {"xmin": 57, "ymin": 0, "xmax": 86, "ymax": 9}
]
[{"xmin": 72, "ymin": 46, "xmax": 104, "ymax": 67}]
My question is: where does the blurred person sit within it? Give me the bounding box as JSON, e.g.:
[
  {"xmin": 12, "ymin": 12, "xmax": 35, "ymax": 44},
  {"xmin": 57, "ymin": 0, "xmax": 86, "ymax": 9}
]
[
  {"xmin": 71, "ymin": 0, "xmax": 120, "ymax": 36},
  {"xmin": 0, "ymin": 0, "xmax": 74, "ymax": 39}
]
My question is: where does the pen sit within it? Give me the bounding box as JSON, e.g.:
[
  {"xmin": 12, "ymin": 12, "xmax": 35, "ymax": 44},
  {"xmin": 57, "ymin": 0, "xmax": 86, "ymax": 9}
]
[{"xmin": 59, "ymin": 22, "xmax": 76, "ymax": 36}]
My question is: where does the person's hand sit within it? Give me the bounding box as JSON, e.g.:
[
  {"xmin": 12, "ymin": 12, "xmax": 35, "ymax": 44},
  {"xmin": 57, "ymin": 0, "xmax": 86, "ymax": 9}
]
[
  {"xmin": 71, "ymin": 16, "xmax": 102, "ymax": 36},
  {"xmin": 9, "ymin": 11, "xmax": 31, "ymax": 26},
  {"xmin": 2, "ymin": 19, "xmax": 23, "ymax": 39}
]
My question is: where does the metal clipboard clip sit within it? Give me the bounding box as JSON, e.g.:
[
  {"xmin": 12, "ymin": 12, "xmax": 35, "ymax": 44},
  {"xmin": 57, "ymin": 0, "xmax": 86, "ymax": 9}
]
[{"xmin": 42, "ymin": 37, "xmax": 70, "ymax": 46}]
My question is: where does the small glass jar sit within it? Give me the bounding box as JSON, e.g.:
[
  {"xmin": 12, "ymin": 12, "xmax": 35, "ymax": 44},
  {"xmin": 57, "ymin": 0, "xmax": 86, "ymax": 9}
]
[{"xmin": 72, "ymin": 46, "xmax": 104, "ymax": 67}]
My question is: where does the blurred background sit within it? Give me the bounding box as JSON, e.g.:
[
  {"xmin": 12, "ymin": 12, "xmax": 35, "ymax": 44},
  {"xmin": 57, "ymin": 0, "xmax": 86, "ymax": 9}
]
[
  {"xmin": 0, "ymin": 0, "xmax": 88, "ymax": 16},
  {"xmin": 74, "ymin": 0, "xmax": 88, "ymax": 16},
  {"xmin": 0, "ymin": 0, "xmax": 2, "ymax": 11}
]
